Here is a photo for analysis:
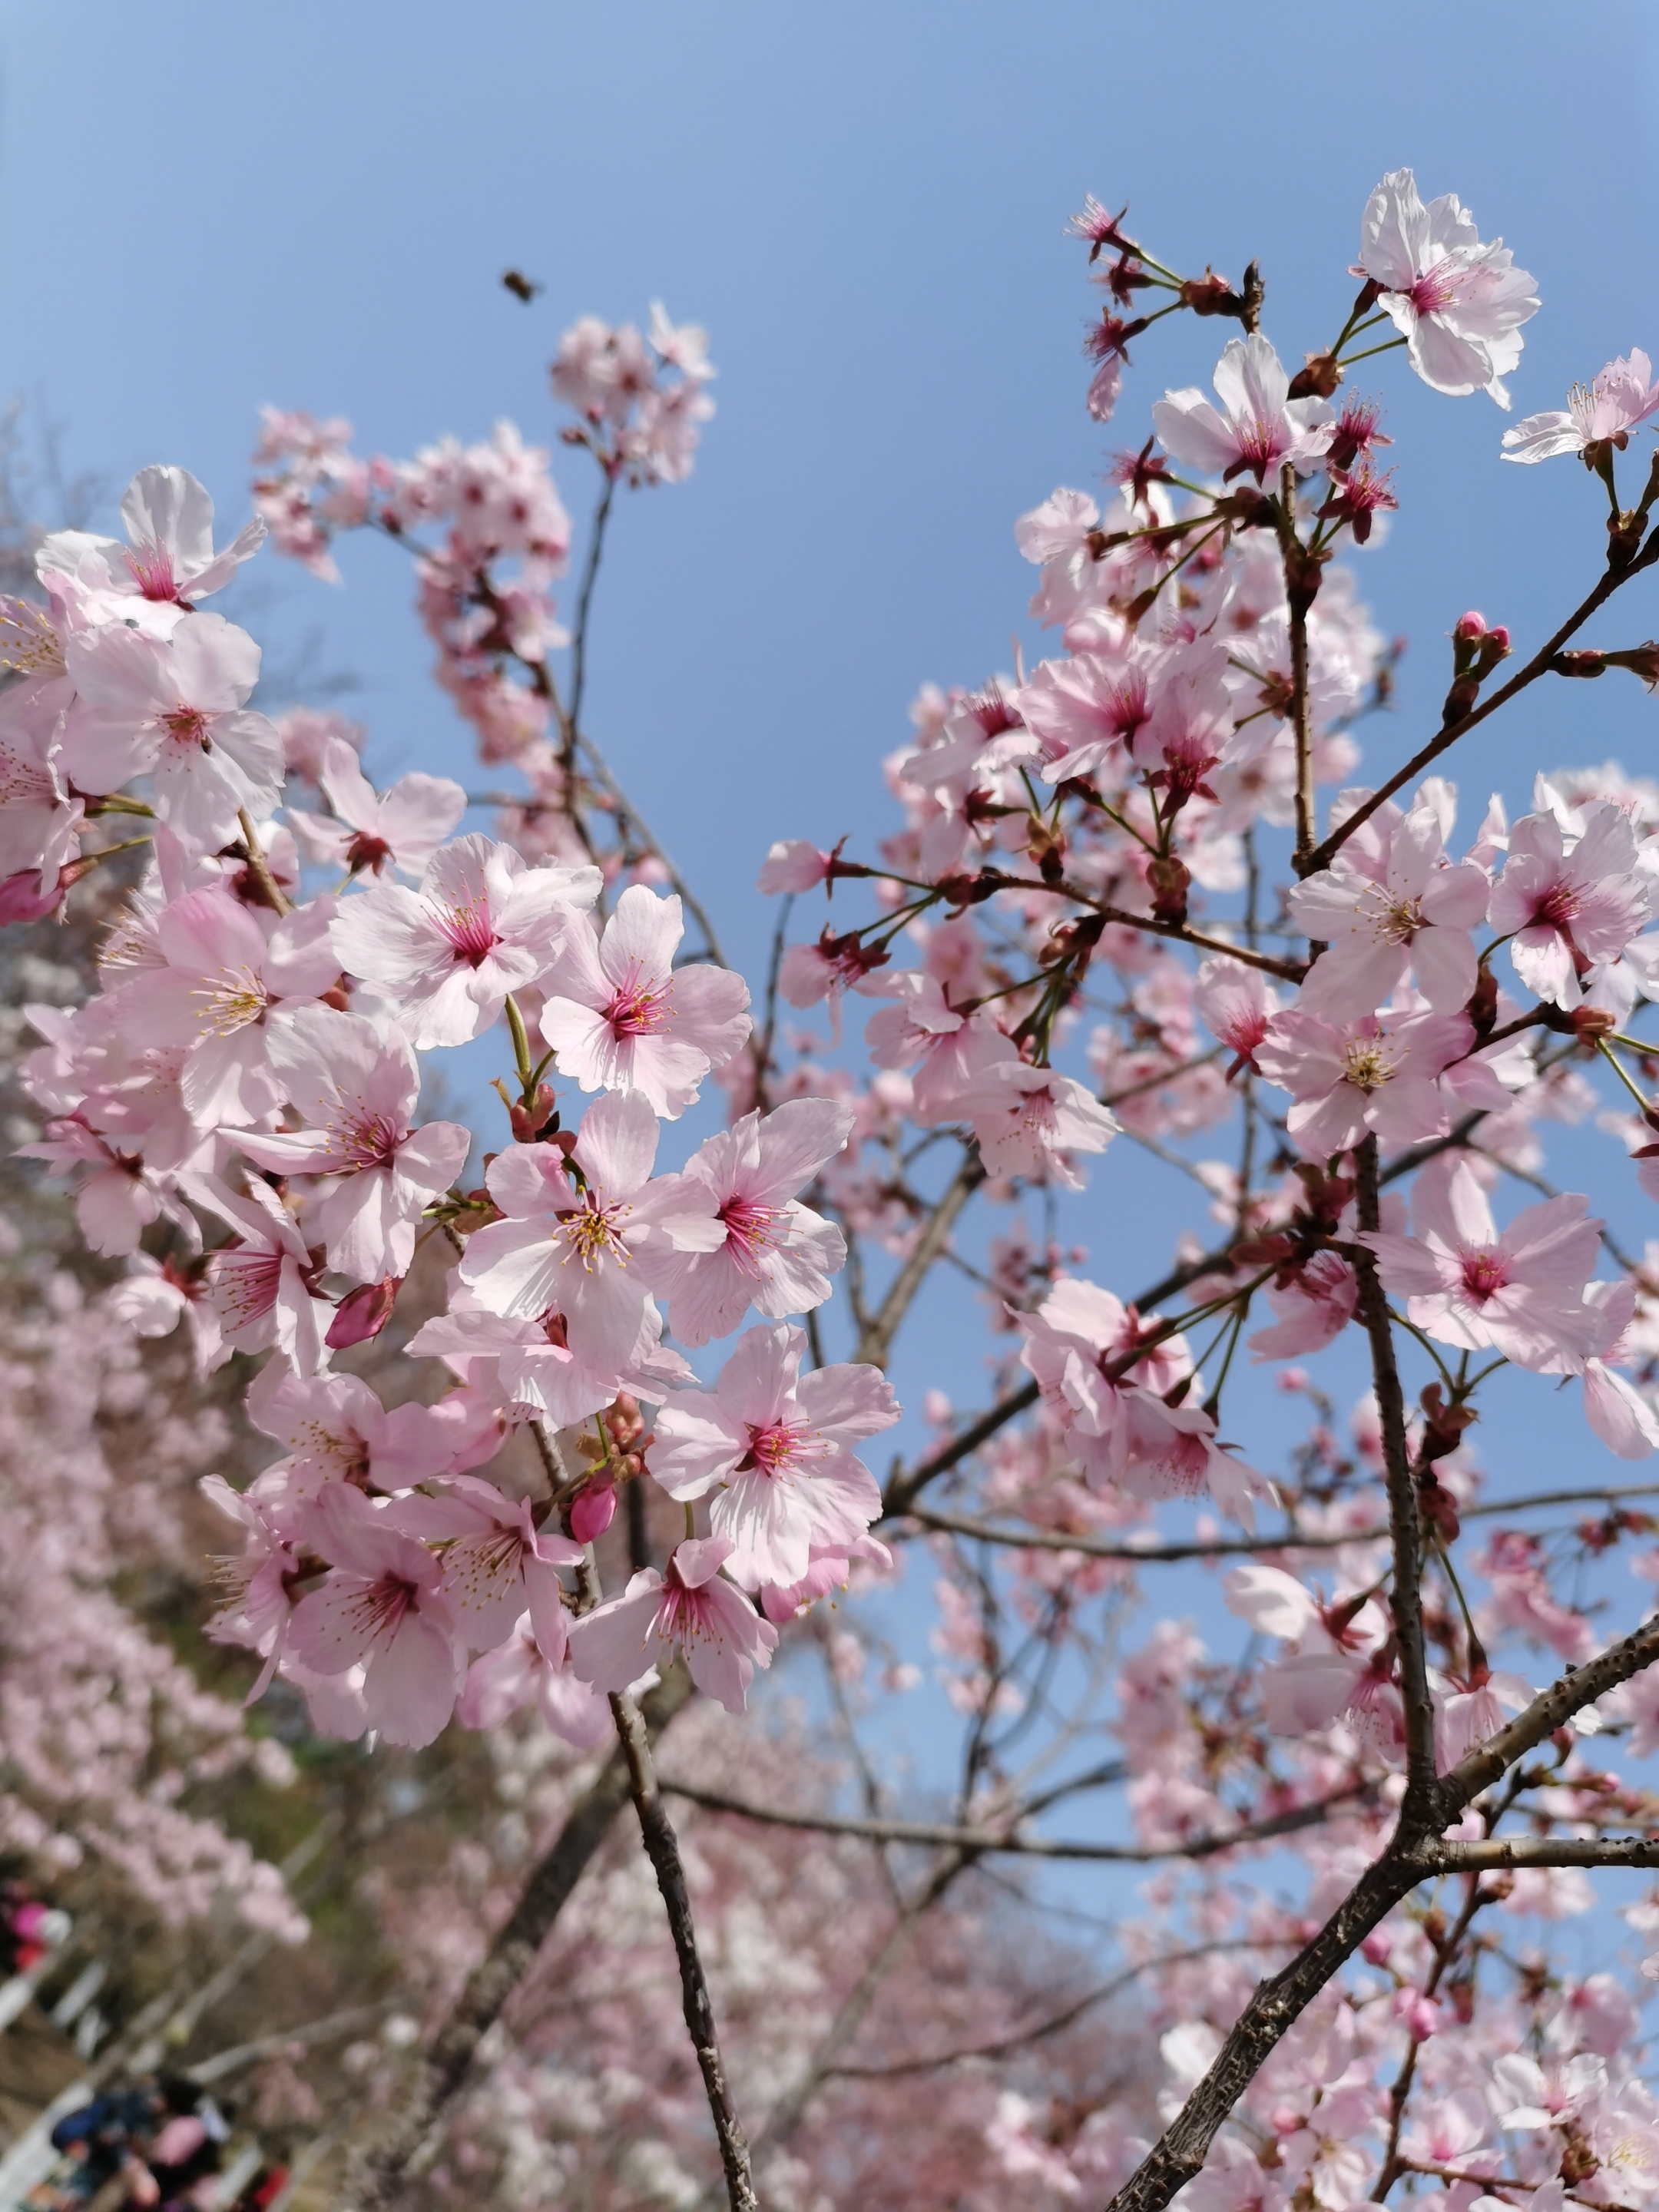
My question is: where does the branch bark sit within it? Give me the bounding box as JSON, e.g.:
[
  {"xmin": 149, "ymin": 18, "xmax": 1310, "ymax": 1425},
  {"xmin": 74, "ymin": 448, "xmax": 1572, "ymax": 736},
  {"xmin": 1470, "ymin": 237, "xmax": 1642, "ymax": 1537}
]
[
  {"xmin": 1351, "ymin": 1134, "xmax": 1439, "ymax": 1816},
  {"xmin": 609, "ymin": 1690, "xmax": 760, "ymax": 2212},
  {"xmin": 856, "ymin": 1152, "xmax": 985, "ymax": 1370}
]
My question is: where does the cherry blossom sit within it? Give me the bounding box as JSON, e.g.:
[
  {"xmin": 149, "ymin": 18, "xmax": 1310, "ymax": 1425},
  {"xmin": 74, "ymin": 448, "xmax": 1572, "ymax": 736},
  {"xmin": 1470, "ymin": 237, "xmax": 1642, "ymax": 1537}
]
[
  {"xmin": 229, "ymin": 1005, "xmax": 471, "ymax": 1280},
  {"xmin": 1358, "ymin": 168, "xmax": 1539, "ymax": 406},
  {"xmin": 1503, "ymin": 349, "xmax": 1659, "ymax": 464},
  {"xmin": 1488, "ymin": 801, "xmax": 1652, "ymax": 1005},
  {"xmin": 539, "ymin": 883, "xmax": 751, "ymax": 1117},
  {"xmin": 566, "ymin": 1537, "xmax": 778, "ymax": 1714},
  {"xmin": 1289, "ymin": 795, "xmax": 1490, "ymax": 1015},
  {"xmin": 455, "ymin": 1613, "xmax": 611, "ymax": 1748},
  {"xmin": 329, "ymin": 832, "xmax": 601, "ymax": 1048},
  {"xmin": 59, "ymin": 613, "xmax": 283, "ymax": 855},
  {"xmin": 647, "ymin": 1324, "xmax": 896, "ymax": 1588},
  {"xmin": 285, "ymin": 1482, "xmax": 463, "ymax": 1748},
  {"xmin": 286, "ymin": 733, "xmax": 467, "ymax": 880},
  {"xmin": 389, "ymin": 1475, "xmax": 581, "ymax": 1653},
  {"xmin": 1361, "ymin": 1155, "xmax": 1605, "ymax": 1369},
  {"xmin": 1255, "ymin": 1004, "xmax": 1472, "ymax": 1154},
  {"xmin": 190, "ymin": 1171, "xmax": 335, "ymax": 1373},
  {"xmin": 38, "ymin": 465, "xmax": 265, "ymax": 618},
  {"xmin": 1152, "ymin": 336, "xmax": 1334, "ymax": 485},
  {"xmin": 648, "ymin": 1097, "xmax": 854, "ymax": 1346},
  {"xmin": 457, "ymin": 1088, "xmax": 722, "ymax": 1367}
]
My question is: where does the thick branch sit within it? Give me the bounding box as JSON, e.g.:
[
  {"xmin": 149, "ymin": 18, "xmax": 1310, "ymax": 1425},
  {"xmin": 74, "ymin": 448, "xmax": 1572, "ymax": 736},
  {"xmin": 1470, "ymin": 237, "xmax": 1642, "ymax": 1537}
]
[
  {"xmin": 1436, "ymin": 1835, "xmax": 1659, "ymax": 1874},
  {"xmin": 1351, "ymin": 1134, "xmax": 1438, "ymax": 1813},
  {"xmin": 856, "ymin": 1152, "xmax": 985, "ymax": 1369},
  {"xmin": 1104, "ymin": 1849, "xmax": 1426, "ymax": 2212},
  {"xmin": 610, "ymin": 1690, "xmax": 759, "ymax": 2212},
  {"xmin": 354, "ymin": 1666, "xmax": 694, "ymax": 2207}
]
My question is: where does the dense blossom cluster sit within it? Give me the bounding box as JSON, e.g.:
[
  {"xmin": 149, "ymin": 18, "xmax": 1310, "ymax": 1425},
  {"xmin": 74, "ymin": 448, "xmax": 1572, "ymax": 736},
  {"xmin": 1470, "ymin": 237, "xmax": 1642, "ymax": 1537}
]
[{"xmin": 14, "ymin": 167, "xmax": 1659, "ymax": 2212}]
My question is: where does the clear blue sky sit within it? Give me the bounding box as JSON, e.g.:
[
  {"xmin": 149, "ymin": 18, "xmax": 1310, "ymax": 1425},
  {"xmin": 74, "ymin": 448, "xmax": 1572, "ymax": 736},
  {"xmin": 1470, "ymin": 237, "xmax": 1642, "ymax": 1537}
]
[{"xmin": 9, "ymin": 3, "xmax": 1659, "ymax": 1867}]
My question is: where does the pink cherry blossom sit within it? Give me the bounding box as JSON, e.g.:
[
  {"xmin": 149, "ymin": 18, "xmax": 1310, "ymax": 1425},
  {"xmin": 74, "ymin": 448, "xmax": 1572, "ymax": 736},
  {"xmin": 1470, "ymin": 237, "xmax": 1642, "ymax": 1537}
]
[
  {"xmin": 1255, "ymin": 1005, "xmax": 1473, "ymax": 1155},
  {"xmin": 1151, "ymin": 336, "xmax": 1334, "ymax": 485},
  {"xmin": 229, "ymin": 1005, "xmax": 470, "ymax": 1280},
  {"xmin": 243, "ymin": 1358, "xmax": 459, "ymax": 1498},
  {"xmin": 457, "ymin": 1088, "xmax": 721, "ymax": 1369},
  {"xmin": 16, "ymin": 1113, "xmax": 165, "ymax": 1257},
  {"xmin": 1290, "ymin": 797, "xmax": 1490, "ymax": 1015},
  {"xmin": 955, "ymin": 1049, "xmax": 1119, "ymax": 1187},
  {"xmin": 1360, "ymin": 1156, "xmax": 1605, "ymax": 1370},
  {"xmin": 0, "ymin": 674, "xmax": 83, "ymax": 895},
  {"xmin": 1194, "ymin": 957, "xmax": 1280, "ymax": 1076},
  {"xmin": 38, "ymin": 464, "xmax": 265, "ymax": 613},
  {"xmin": 1015, "ymin": 1277, "xmax": 1191, "ymax": 1488},
  {"xmin": 329, "ymin": 832, "xmax": 600, "ymax": 1048},
  {"xmin": 456, "ymin": 1613, "xmax": 611, "ymax": 1749},
  {"xmin": 1247, "ymin": 1251, "xmax": 1360, "ymax": 1361},
  {"xmin": 286, "ymin": 733, "xmax": 467, "ymax": 880},
  {"xmin": 189, "ymin": 1171, "xmax": 335, "ymax": 1374},
  {"xmin": 389, "ymin": 1475, "xmax": 581, "ymax": 1654},
  {"xmin": 1488, "ymin": 802, "xmax": 1652, "ymax": 1006},
  {"xmin": 1015, "ymin": 646, "xmax": 1154, "ymax": 786},
  {"xmin": 648, "ymin": 1098, "xmax": 854, "ymax": 1347},
  {"xmin": 539, "ymin": 883, "xmax": 751, "ymax": 1118},
  {"xmin": 200, "ymin": 1472, "xmax": 301, "ymax": 1702},
  {"xmin": 1503, "ymin": 351, "xmax": 1659, "ymax": 464},
  {"xmin": 1358, "ymin": 169, "xmax": 1539, "ymax": 407},
  {"xmin": 108, "ymin": 885, "xmax": 340, "ymax": 1128},
  {"xmin": 285, "ymin": 1482, "xmax": 463, "ymax": 1749},
  {"xmin": 757, "ymin": 839, "xmax": 833, "ymax": 893},
  {"xmin": 566, "ymin": 1536, "xmax": 778, "ymax": 1714},
  {"xmin": 648, "ymin": 1323, "xmax": 896, "ymax": 1589},
  {"xmin": 59, "ymin": 613, "xmax": 283, "ymax": 855}
]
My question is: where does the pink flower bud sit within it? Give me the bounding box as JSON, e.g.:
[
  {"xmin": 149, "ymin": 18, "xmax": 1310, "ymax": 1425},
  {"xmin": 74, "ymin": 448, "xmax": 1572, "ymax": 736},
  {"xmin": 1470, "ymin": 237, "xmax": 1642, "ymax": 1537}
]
[
  {"xmin": 326, "ymin": 1277, "xmax": 402, "ymax": 1348},
  {"xmin": 0, "ymin": 869, "xmax": 64, "ymax": 926},
  {"xmin": 570, "ymin": 1482, "xmax": 617, "ymax": 1544},
  {"xmin": 1453, "ymin": 610, "xmax": 1488, "ymax": 641}
]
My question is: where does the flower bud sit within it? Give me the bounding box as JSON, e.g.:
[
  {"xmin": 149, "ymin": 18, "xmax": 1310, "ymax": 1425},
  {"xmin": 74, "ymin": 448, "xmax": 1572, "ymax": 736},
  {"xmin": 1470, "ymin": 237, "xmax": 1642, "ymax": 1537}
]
[
  {"xmin": 570, "ymin": 1481, "xmax": 617, "ymax": 1545},
  {"xmin": 326, "ymin": 1277, "xmax": 402, "ymax": 1349}
]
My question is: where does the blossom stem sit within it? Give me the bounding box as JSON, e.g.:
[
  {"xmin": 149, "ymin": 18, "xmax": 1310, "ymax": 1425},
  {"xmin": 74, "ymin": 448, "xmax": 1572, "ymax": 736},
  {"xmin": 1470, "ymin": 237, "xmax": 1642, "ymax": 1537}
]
[
  {"xmin": 1597, "ymin": 1036, "xmax": 1654, "ymax": 1112},
  {"xmin": 502, "ymin": 992, "xmax": 535, "ymax": 1093},
  {"xmin": 1337, "ymin": 336, "xmax": 1409, "ymax": 367},
  {"xmin": 1297, "ymin": 528, "xmax": 1659, "ymax": 876}
]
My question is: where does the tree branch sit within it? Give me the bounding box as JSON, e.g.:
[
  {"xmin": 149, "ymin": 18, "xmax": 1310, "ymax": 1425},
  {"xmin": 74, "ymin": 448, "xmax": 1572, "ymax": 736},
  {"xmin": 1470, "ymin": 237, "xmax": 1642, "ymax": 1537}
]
[
  {"xmin": 856, "ymin": 1151, "xmax": 985, "ymax": 1369},
  {"xmin": 608, "ymin": 1687, "xmax": 760, "ymax": 2212},
  {"xmin": 1351, "ymin": 1133, "xmax": 1439, "ymax": 1815}
]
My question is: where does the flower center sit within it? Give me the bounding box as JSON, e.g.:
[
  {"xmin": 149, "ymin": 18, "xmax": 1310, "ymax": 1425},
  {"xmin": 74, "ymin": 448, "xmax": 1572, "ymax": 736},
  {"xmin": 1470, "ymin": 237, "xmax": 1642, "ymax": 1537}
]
[
  {"xmin": 1406, "ymin": 260, "xmax": 1459, "ymax": 316},
  {"xmin": 1363, "ymin": 885, "xmax": 1426, "ymax": 945},
  {"xmin": 338, "ymin": 1111, "xmax": 403, "ymax": 1170},
  {"xmin": 1459, "ymin": 1250, "xmax": 1508, "ymax": 1303},
  {"xmin": 1340, "ymin": 1038, "xmax": 1400, "ymax": 1092},
  {"xmin": 741, "ymin": 1419, "xmax": 808, "ymax": 1478},
  {"xmin": 558, "ymin": 1193, "xmax": 631, "ymax": 1270},
  {"xmin": 126, "ymin": 543, "xmax": 180, "ymax": 602},
  {"xmin": 607, "ymin": 975, "xmax": 670, "ymax": 1037},
  {"xmin": 433, "ymin": 892, "xmax": 500, "ymax": 969},
  {"xmin": 718, "ymin": 1195, "xmax": 780, "ymax": 1273},
  {"xmin": 162, "ymin": 707, "xmax": 210, "ymax": 750},
  {"xmin": 1536, "ymin": 881, "xmax": 1582, "ymax": 932},
  {"xmin": 193, "ymin": 968, "xmax": 270, "ymax": 1037}
]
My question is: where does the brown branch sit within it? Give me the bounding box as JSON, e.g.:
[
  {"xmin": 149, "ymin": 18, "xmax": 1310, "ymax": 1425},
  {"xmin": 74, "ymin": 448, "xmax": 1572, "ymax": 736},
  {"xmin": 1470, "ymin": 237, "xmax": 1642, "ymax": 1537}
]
[
  {"xmin": 353, "ymin": 1665, "xmax": 694, "ymax": 2207},
  {"xmin": 901, "ymin": 1481, "xmax": 1659, "ymax": 1561},
  {"xmin": 657, "ymin": 1777, "xmax": 1369, "ymax": 1862},
  {"xmin": 1296, "ymin": 531, "xmax": 1659, "ymax": 879},
  {"xmin": 609, "ymin": 1688, "xmax": 759, "ymax": 2211},
  {"xmin": 856, "ymin": 1151, "xmax": 985, "ymax": 1369},
  {"xmin": 237, "ymin": 806, "xmax": 291, "ymax": 916},
  {"xmin": 1352, "ymin": 1133, "xmax": 1439, "ymax": 1814}
]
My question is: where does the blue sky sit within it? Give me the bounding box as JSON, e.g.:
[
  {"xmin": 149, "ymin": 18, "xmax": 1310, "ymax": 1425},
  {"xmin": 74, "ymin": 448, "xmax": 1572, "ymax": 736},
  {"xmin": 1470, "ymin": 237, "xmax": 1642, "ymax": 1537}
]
[{"xmin": 10, "ymin": 2, "xmax": 1659, "ymax": 1878}]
